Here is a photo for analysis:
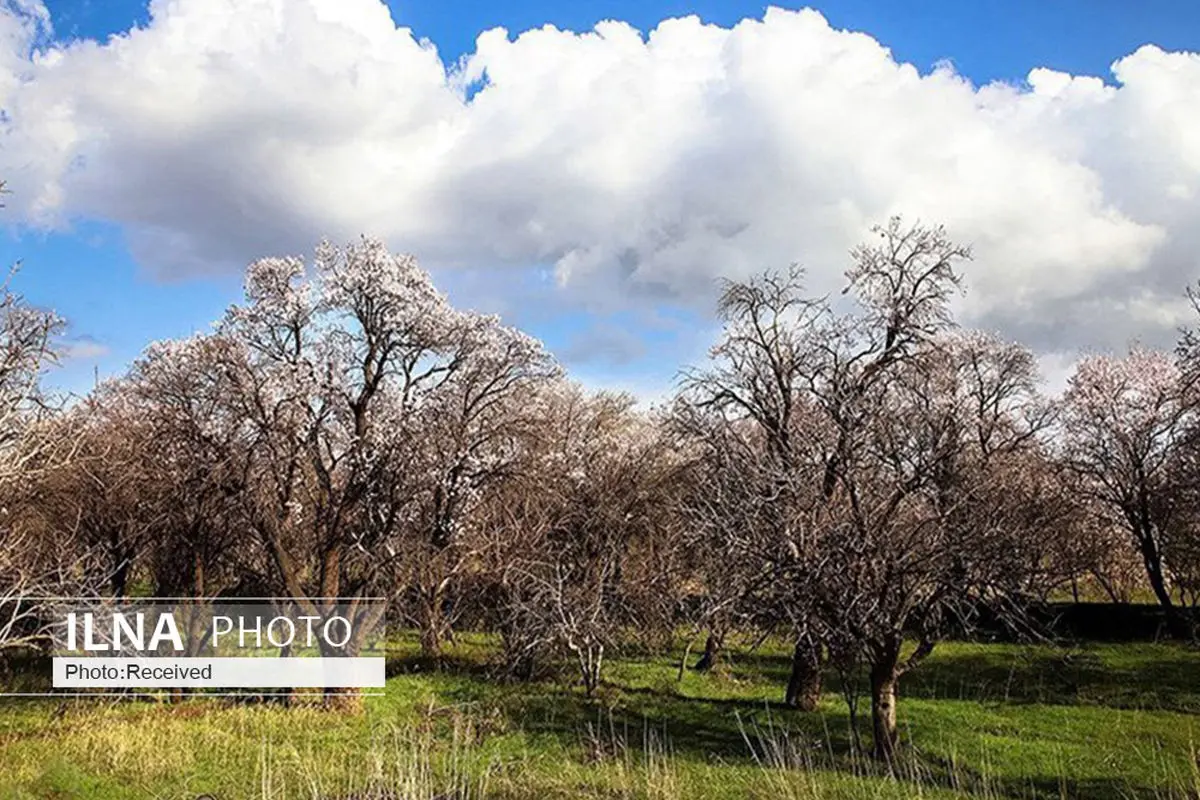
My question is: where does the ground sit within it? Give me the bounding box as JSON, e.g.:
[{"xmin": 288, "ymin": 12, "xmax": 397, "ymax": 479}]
[{"xmin": 0, "ymin": 636, "xmax": 1197, "ymax": 799}]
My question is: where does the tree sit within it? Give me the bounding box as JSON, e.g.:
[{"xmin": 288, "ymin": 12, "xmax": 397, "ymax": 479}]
[
  {"xmin": 812, "ymin": 331, "xmax": 1053, "ymax": 760},
  {"xmin": 0, "ymin": 261, "xmax": 94, "ymax": 653},
  {"xmin": 196, "ymin": 238, "xmax": 560, "ymax": 704},
  {"xmin": 681, "ymin": 219, "xmax": 1058, "ymax": 760},
  {"xmin": 399, "ymin": 308, "xmax": 560, "ymax": 658},
  {"xmin": 213, "ymin": 241, "xmax": 434, "ymax": 638},
  {"xmin": 0, "ymin": 265, "xmax": 62, "ymax": 485},
  {"xmin": 123, "ymin": 336, "xmax": 260, "ymax": 610},
  {"xmin": 677, "ymin": 267, "xmax": 831, "ymax": 708},
  {"xmin": 482, "ymin": 386, "xmax": 681, "ymax": 694},
  {"xmin": 1060, "ymin": 347, "xmax": 1197, "ymax": 639},
  {"xmin": 34, "ymin": 395, "xmax": 162, "ymax": 600}
]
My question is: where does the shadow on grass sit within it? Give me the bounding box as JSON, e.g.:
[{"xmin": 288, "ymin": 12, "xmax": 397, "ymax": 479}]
[
  {"xmin": 386, "ymin": 642, "xmax": 1200, "ymax": 800},
  {"xmin": 4, "ymin": 638, "xmax": 1195, "ymax": 799},
  {"xmin": 730, "ymin": 642, "xmax": 1200, "ymax": 713},
  {"xmin": 917, "ymin": 750, "xmax": 1190, "ymax": 800},
  {"xmin": 480, "ymin": 680, "xmax": 1184, "ymax": 800},
  {"xmin": 894, "ymin": 645, "xmax": 1200, "ymax": 714}
]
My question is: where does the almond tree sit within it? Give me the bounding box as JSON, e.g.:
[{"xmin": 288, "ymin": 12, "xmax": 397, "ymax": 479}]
[
  {"xmin": 816, "ymin": 331, "xmax": 1054, "ymax": 760},
  {"xmin": 124, "ymin": 336, "xmax": 259, "ymax": 604},
  {"xmin": 668, "ymin": 407, "xmax": 776, "ymax": 677},
  {"xmin": 213, "ymin": 238, "xmax": 558, "ymax": 682},
  {"xmin": 0, "ymin": 185, "xmax": 70, "ymax": 650},
  {"xmin": 677, "ymin": 267, "xmax": 831, "ymax": 708},
  {"xmin": 213, "ymin": 240, "xmax": 457, "ymax": 655},
  {"xmin": 0, "ymin": 263, "xmax": 92, "ymax": 652},
  {"xmin": 401, "ymin": 312, "xmax": 560, "ymax": 657},
  {"xmin": 1060, "ymin": 347, "xmax": 1198, "ymax": 638},
  {"xmin": 682, "ymin": 219, "xmax": 1057, "ymax": 760},
  {"xmin": 481, "ymin": 386, "xmax": 681, "ymax": 693},
  {"xmin": 13, "ymin": 337, "xmax": 255, "ymax": 667},
  {"xmin": 0, "ymin": 266, "xmax": 62, "ymax": 485}
]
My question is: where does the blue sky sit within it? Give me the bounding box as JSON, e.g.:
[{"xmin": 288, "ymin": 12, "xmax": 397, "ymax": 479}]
[{"xmin": 4, "ymin": 0, "xmax": 1200, "ymax": 399}]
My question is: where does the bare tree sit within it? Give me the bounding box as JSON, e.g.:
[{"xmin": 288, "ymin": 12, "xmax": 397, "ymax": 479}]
[
  {"xmin": 680, "ymin": 219, "xmax": 1062, "ymax": 760},
  {"xmin": 0, "ymin": 265, "xmax": 63, "ymax": 484},
  {"xmin": 482, "ymin": 387, "xmax": 681, "ymax": 694},
  {"xmin": 33, "ymin": 396, "xmax": 164, "ymax": 600},
  {"xmin": 0, "ymin": 260, "xmax": 101, "ymax": 653},
  {"xmin": 816, "ymin": 332, "xmax": 1054, "ymax": 760},
  {"xmin": 677, "ymin": 266, "xmax": 831, "ymax": 707}
]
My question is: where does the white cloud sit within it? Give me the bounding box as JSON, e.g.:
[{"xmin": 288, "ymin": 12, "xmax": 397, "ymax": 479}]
[
  {"xmin": 62, "ymin": 335, "xmax": 109, "ymax": 361},
  {"xmin": 0, "ymin": 0, "xmax": 1198, "ymax": 359}
]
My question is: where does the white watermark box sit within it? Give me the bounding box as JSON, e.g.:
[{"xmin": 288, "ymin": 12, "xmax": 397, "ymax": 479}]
[
  {"xmin": 53, "ymin": 656, "xmax": 385, "ymax": 688},
  {"xmin": 16, "ymin": 598, "xmax": 390, "ymax": 693}
]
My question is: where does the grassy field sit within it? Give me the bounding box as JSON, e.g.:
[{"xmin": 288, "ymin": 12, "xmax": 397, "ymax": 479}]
[{"xmin": 0, "ymin": 636, "xmax": 1198, "ymax": 799}]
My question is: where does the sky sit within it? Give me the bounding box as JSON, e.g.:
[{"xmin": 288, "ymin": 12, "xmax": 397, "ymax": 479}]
[{"xmin": 1, "ymin": 0, "xmax": 1198, "ymax": 400}]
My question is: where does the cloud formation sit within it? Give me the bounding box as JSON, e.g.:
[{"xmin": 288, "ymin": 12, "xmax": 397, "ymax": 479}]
[
  {"xmin": 61, "ymin": 334, "xmax": 110, "ymax": 362},
  {"xmin": 0, "ymin": 0, "xmax": 1198, "ymax": 360}
]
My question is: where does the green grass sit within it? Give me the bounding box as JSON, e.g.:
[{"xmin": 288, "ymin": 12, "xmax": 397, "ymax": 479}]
[{"xmin": 0, "ymin": 636, "xmax": 1198, "ymax": 799}]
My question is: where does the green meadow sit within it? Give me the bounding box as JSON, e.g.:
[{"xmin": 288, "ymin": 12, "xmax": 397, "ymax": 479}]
[{"xmin": 1, "ymin": 636, "xmax": 1198, "ymax": 799}]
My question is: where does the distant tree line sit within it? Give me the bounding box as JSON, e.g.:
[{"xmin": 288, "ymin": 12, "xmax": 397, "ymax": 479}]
[{"xmin": 2, "ymin": 208, "xmax": 1198, "ymax": 760}]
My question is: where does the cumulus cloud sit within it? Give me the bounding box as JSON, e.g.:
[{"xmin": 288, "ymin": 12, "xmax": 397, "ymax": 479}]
[{"xmin": 0, "ymin": 0, "xmax": 1198, "ymax": 360}]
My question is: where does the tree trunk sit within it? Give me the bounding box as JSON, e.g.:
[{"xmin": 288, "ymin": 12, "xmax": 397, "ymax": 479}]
[
  {"xmin": 278, "ymin": 639, "xmax": 297, "ymax": 707},
  {"xmin": 419, "ymin": 584, "xmax": 447, "ymax": 660},
  {"xmin": 419, "ymin": 622, "xmax": 442, "ymax": 659},
  {"xmin": 110, "ymin": 534, "xmax": 131, "ymax": 599},
  {"xmin": 576, "ymin": 642, "xmax": 604, "ymax": 696},
  {"xmin": 1138, "ymin": 531, "xmax": 1192, "ymax": 639},
  {"xmin": 693, "ymin": 631, "xmax": 723, "ymax": 672},
  {"xmin": 506, "ymin": 644, "xmax": 537, "ymax": 681},
  {"xmin": 784, "ymin": 635, "xmax": 822, "ymax": 711},
  {"xmin": 869, "ymin": 643, "xmax": 901, "ymax": 763},
  {"xmin": 320, "ymin": 630, "xmax": 365, "ymax": 712}
]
